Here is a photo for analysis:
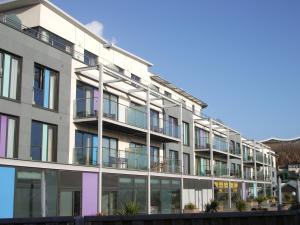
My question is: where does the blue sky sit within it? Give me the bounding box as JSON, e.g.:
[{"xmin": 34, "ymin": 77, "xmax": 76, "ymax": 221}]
[{"xmin": 51, "ymin": 0, "xmax": 300, "ymax": 140}]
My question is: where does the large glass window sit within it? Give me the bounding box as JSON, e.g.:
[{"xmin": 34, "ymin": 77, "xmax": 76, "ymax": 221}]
[
  {"xmin": 103, "ymin": 92, "xmax": 118, "ymax": 120},
  {"xmin": 84, "ymin": 50, "xmax": 97, "ymax": 66},
  {"xmin": 150, "ymin": 109, "xmax": 159, "ymax": 132},
  {"xmin": 74, "ymin": 130, "xmax": 98, "ymax": 166},
  {"xmin": 102, "ymin": 174, "xmax": 147, "ymax": 215},
  {"xmin": 196, "ymin": 156, "xmax": 210, "ymax": 176},
  {"xmin": 30, "ymin": 121, "xmax": 57, "ymax": 162},
  {"xmin": 182, "ymin": 122, "xmax": 189, "ymax": 146},
  {"xmin": 169, "ymin": 150, "xmax": 179, "ymax": 173},
  {"xmin": 0, "ymin": 50, "xmax": 21, "ymax": 100},
  {"xmin": 33, "ymin": 64, "xmax": 58, "ymax": 111},
  {"xmin": 0, "ymin": 113, "xmax": 18, "ymax": 158},
  {"xmin": 102, "ymin": 136, "xmax": 118, "ymax": 167},
  {"xmin": 168, "ymin": 116, "xmax": 178, "ymax": 138},
  {"xmin": 151, "ymin": 177, "xmax": 180, "ymax": 214},
  {"xmin": 76, "ymin": 81, "xmax": 98, "ymax": 118},
  {"xmin": 195, "ymin": 127, "xmax": 209, "ymax": 149},
  {"xmin": 183, "ymin": 153, "xmax": 190, "ymax": 175}
]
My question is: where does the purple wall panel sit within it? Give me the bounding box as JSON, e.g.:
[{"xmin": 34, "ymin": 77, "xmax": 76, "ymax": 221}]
[
  {"xmin": 82, "ymin": 172, "xmax": 98, "ymax": 216},
  {"xmin": 0, "ymin": 116, "xmax": 7, "ymax": 157},
  {"xmin": 93, "ymin": 90, "xmax": 99, "ymax": 112}
]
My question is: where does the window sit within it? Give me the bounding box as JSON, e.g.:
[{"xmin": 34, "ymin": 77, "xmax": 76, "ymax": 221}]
[
  {"xmin": 30, "ymin": 121, "xmax": 57, "ymax": 162},
  {"xmin": 151, "ymin": 84, "xmax": 159, "ymax": 92},
  {"xmin": 196, "ymin": 157, "xmax": 210, "ymax": 176},
  {"xmin": 84, "ymin": 50, "xmax": 98, "ymax": 66},
  {"xmin": 192, "ymin": 105, "xmax": 195, "ymax": 113},
  {"xmin": 76, "ymin": 81, "xmax": 98, "ymax": 118},
  {"xmin": 0, "ymin": 113, "xmax": 18, "ymax": 158},
  {"xmin": 164, "ymin": 91, "xmax": 171, "ymax": 98},
  {"xmin": 103, "ymin": 92, "xmax": 118, "ymax": 120},
  {"xmin": 183, "ymin": 153, "xmax": 190, "ymax": 175},
  {"xmin": 33, "ymin": 64, "xmax": 58, "ymax": 111},
  {"xmin": 74, "ymin": 130, "xmax": 98, "ymax": 166},
  {"xmin": 150, "ymin": 109, "xmax": 159, "ymax": 132},
  {"xmin": 151, "ymin": 146, "xmax": 160, "ymax": 166},
  {"xmin": 102, "ymin": 136, "xmax": 118, "ymax": 167},
  {"xmin": 168, "ymin": 116, "xmax": 178, "ymax": 138},
  {"xmin": 131, "ymin": 74, "xmax": 141, "ymax": 87},
  {"xmin": 169, "ymin": 150, "xmax": 179, "ymax": 173},
  {"xmin": 195, "ymin": 127, "xmax": 209, "ymax": 149},
  {"xmin": 182, "ymin": 122, "xmax": 190, "ymax": 146},
  {"xmin": 0, "ymin": 50, "xmax": 21, "ymax": 100}
]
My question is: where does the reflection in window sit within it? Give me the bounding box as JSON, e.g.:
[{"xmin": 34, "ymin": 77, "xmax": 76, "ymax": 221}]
[
  {"xmin": 103, "ymin": 92, "xmax": 118, "ymax": 120},
  {"xmin": 31, "ymin": 121, "xmax": 57, "ymax": 162},
  {"xmin": 0, "ymin": 50, "xmax": 21, "ymax": 100},
  {"xmin": 33, "ymin": 64, "xmax": 58, "ymax": 111},
  {"xmin": 0, "ymin": 113, "xmax": 18, "ymax": 158}
]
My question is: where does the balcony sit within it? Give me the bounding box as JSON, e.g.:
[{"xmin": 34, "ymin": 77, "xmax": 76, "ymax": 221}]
[
  {"xmin": 213, "ymin": 138, "xmax": 228, "ymax": 153},
  {"xmin": 257, "ymin": 172, "xmax": 264, "ymax": 181},
  {"xmin": 73, "ymin": 147, "xmax": 98, "ymax": 166},
  {"xmin": 244, "ymin": 173, "xmax": 255, "ymax": 180},
  {"xmin": 196, "ymin": 169, "xmax": 211, "ymax": 177},
  {"xmin": 230, "ymin": 170, "xmax": 242, "ymax": 179},
  {"xmin": 256, "ymin": 153, "xmax": 264, "ymax": 164},
  {"xmin": 151, "ymin": 158, "xmax": 181, "ymax": 174},
  {"xmin": 74, "ymin": 97, "xmax": 180, "ymax": 142},
  {"xmin": 102, "ymin": 147, "xmax": 147, "ymax": 171},
  {"xmin": 214, "ymin": 165, "xmax": 228, "ymax": 177},
  {"xmin": 195, "ymin": 137, "xmax": 210, "ymax": 150},
  {"xmin": 243, "ymin": 155, "xmax": 254, "ymax": 162},
  {"xmin": 150, "ymin": 117, "xmax": 180, "ymax": 139},
  {"xmin": 229, "ymin": 147, "xmax": 241, "ymax": 158}
]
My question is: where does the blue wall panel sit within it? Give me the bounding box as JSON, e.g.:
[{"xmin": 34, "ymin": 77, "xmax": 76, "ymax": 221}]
[{"xmin": 0, "ymin": 167, "xmax": 15, "ymax": 218}]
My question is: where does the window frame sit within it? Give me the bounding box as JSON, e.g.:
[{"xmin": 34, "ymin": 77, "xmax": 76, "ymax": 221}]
[{"xmin": 182, "ymin": 121, "xmax": 190, "ymax": 146}]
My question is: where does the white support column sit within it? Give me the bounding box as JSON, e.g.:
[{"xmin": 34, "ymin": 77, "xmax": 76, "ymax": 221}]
[
  {"xmin": 191, "ymin": 117, "xmax": 196, "ymax": 176},
  {"xmin": 278, "ymin": 177, "xmax": 282, "ymax": 210},
  {"xmin": 146, "ymin": 88, "xmax": 151, "ymax": 214},
  {"xmin": 41, "ymin": 170, "xmax": 46, "ymax": 217},
  {"xmin": 179, "ymin": 103, "xmax": 184, "ymax": 213},
  {"xmin": 97, "ymin": 64, "xmax": 104, "ymax": 213},
  {"xmin": 209, "ymin": 119, "xmax": 214, "ymax": 200},
  {"xmin": 297, "ymin": 180, "xmax": 300, "ymax": 204},
  {"xmin": 228, "ymin": 181, "xmax": 232, "ymax": 209},
  {"xmin": 227, "ymin": 129, "xmax": 230, "ymax": 177},
  {"xmin": 241, "ymin": 138, "xmax": 244, "ymax": 180},
  {"xmin": 254, "ymin": 149, "xmax": 257, "ymax": 181}
]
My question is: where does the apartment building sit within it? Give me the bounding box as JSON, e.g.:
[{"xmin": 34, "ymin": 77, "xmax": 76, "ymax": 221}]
[{"xmin": 0, "ymin": 0, "xmax": 276, "ymax": 218}]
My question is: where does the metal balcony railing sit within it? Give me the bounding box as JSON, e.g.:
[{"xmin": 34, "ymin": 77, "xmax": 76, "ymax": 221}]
[{"xmin": 151, "ymin": 158, "xmax": 181, "ymax": 174}]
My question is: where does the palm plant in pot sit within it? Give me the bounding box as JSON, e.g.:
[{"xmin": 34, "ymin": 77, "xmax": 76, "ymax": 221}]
[{"xmin": 184, "ymin": 203, "xmax": 198, "ymax": 213}]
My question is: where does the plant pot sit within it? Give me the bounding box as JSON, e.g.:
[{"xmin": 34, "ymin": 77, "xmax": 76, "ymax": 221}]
[{"xmin": 183, "ymin": 208, "xmax": 199, "ymax": 213}]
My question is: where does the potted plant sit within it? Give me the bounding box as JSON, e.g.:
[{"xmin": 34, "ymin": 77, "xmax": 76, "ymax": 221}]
[
  {"xmin": 235, "ymin": 200, "xmax": 247, "ymax": 212},
  {"xmin": 117, "ymin": 201, "xmax": 140, "ymax": 216},
  {"xmin": 205, "ymin": 200, "xmax": 219, "ymax": 212},
  {"xmin": 184, "ymin": 203, "xmax": 199, "ymax": 213}
]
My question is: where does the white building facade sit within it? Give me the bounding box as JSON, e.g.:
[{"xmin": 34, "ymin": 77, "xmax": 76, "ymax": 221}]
[{"xmin": 0, "ymin": 0, "xmax": 276, "ymax": 218}]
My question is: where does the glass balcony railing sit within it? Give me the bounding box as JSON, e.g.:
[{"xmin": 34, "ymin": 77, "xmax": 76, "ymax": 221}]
[
  {"xmin": 151, "ymin": 158, "xmax": 181, "ymax": 174},
  {"xmin": 196, "ymin": 169, "xmax": 211, "ymax": 176},
  {"xmin": 74, "ymin": 97, "xmax": 147, "ymax": 129},
  {"xmin": 73, "ymin": 147, "xmax": 98, "ymax": 166},
  {"xmin": 214, "ymin": 165, "xmax": 228, "ymax": 177},
  {"xmin": 102, "ymin": 147, "xmax": 148, "ymax": 171},
  {"xmin": 230, "ymin": 170, "xmax": 242, "ymax": 179},
  {"xmin": 229, "ymin": 147, "xmax": 241, "ymax": 156},
  {"xmin": 195, "ymin": 137, "xmax": 210, "ymax": 150},
  {"xmin": 244, "ymin": 173, "xmax": 255, "ymax": 180},
  {"xmin": 213, "ymin": 138, "xmax": 228, "ymax": 152},
  {"xmin": 150, "ymin": 117, "xmax": 180, "ymax": 139},
  {"xmin": 257, "ymin": 172, "xmax": 264, "ymax": 181},
  {"xmin": 256, "ymin": 153, "xmax": 264, "ymax": 163},
  {"xmin": 243, "ymin": 155, "xmax": 254, "ymax": 162},
  {"xmin": 74, "ymin": 98, "xmax": 180, "ymax": 138}
]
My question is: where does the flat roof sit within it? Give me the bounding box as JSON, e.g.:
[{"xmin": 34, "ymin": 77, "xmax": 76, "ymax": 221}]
[
  {"xmin": 151, "ymin": 75, "xmax": 208, "ymax": 108},
  {"xmin": 0, "ymin": 0, "xmax": 153, "ymax": 66}
]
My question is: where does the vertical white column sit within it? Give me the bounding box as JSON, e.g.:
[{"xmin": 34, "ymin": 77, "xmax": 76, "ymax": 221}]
[
  {"xmin": 97, "ymin": 64, "xmax": 104, "ymax": 213},
  {"xmin": 297, "ymin": 180, "xmax": 300, "ymax": 203},
  {"xmin": 191, "ymin": 116, "xmax": 195, "ymax": 176},
  {"xmin": 209, "ymin": 119, "xmax": 214, "ymax": 200},
  {"xmin": 179, "ymin": 103, "xmax": 184, "ymax": 213},
  {"xmin": 146, "ymin": 88, "xmax": 151, "ymax": 214},
  {"xmin": 41, "ymin": 170, "xmax": 46, "ymax": 217},
  {"xmin": 278, "ymin": 177, "xmax": 282, "ymax": 210},
  {"xmin": 227, "ymin": 129, "xmax": 230, "ymax": 177},
  {"xmin": 228, "ymin": 181, "xmax": 232, "ymax": 209},
  {"xmin": 241, "ymin": 138, "xmax": 244, "ymax": 180}
]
